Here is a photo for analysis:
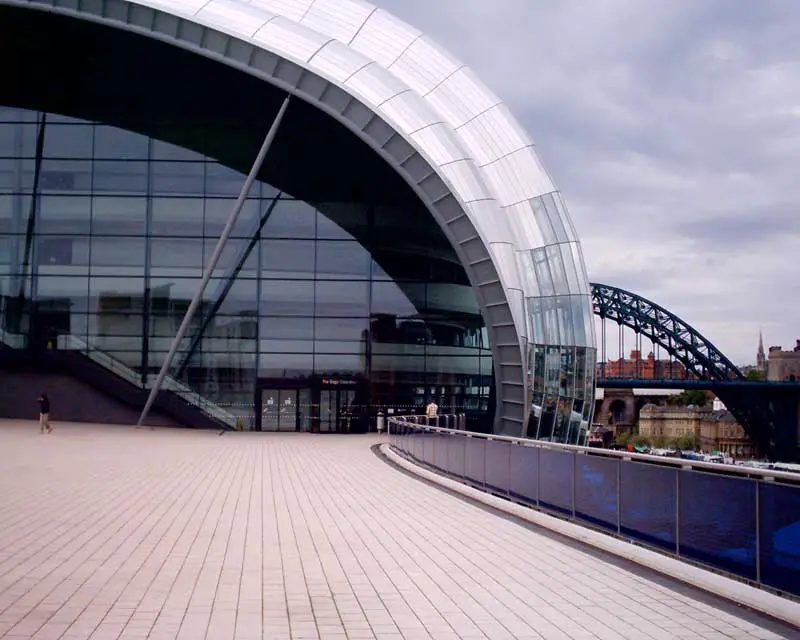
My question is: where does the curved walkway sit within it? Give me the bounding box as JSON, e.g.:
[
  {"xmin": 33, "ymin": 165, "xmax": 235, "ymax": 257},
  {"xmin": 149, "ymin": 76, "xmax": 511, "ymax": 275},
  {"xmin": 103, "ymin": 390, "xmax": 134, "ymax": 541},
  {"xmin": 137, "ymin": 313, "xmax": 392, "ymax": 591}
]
[{"xmin": 0, "ymin": 422, "xmax": 795, "ymax": 640}]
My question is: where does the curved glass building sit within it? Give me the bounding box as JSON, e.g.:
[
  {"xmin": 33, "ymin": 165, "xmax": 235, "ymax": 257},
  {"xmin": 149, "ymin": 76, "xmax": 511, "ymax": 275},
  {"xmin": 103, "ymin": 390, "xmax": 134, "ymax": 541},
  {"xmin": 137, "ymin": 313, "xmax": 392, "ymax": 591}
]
[{"xmin": 0, "ymin": 0, "xmax": 595, "ymax": 440}]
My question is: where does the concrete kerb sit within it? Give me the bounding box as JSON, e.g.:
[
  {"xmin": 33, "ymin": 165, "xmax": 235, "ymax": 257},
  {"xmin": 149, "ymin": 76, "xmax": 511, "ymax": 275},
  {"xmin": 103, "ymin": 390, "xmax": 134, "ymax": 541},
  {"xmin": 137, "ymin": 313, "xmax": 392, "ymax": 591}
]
[{"xmin": 378, "ymin": 443, "xmax": 800, "ymax": 629}]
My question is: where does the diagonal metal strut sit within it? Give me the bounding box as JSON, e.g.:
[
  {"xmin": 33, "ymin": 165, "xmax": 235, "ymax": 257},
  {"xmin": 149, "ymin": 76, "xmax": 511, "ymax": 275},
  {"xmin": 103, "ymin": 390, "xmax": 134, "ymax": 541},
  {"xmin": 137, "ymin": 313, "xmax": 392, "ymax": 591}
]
[
  {"xmin": 174, "ymin": 193, "xmax": 282, "ymax": 379},
  {"xmin": 137, "ymin": 95, "xmax": 291, "ymax": 427}
]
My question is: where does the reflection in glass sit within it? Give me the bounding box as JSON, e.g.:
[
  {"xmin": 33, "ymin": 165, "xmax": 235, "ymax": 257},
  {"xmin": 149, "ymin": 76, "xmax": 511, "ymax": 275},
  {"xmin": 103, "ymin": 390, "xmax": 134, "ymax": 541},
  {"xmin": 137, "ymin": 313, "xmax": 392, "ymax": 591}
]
[{"xmin": 1, "ymin": 105, "xmax": 503, "ymax": 431}]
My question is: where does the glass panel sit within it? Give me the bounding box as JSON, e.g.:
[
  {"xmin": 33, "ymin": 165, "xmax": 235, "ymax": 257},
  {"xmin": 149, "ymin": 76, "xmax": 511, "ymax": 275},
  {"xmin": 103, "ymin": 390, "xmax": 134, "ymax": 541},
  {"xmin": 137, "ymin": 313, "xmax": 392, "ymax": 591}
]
[
  {"xmin": 39, "ymin": 195, "xmax": 91, "ymax": 235},
  {"xmin": 260, "ymin": 239, "xmax": 315, "ymax": 279},
  {"xmin": 678, "ymin": 472, "xmax": 757, "ymax": 580},
  {"xmin": 760, "ymin": 482, "xmax": 800, "ymax": 596},
  {"xmin": 538, "ymin": 448, "xmax": 572, "ymax": 514},
  {"xmin": 574, "ymin": 455, "xmax": 618, "ymax": 531},
  {"xmin": 36, "ymin": 236, "xmax": 90, "ymax": 268},
  {"xmin": 204, "ymin": 198, "xmax": 260, "ymax": 238},
  {"xmin": 35, "ymin": 275, "xmax": 89, "ymax": 312},
  {"xmin": 320, "ymin": 389, "xmax": 335, "ymax": 433},
  {"xmin": 205, "ymin": 163, "xmax": 246, "ymax": 196},
  {"xmin": 93, "ymin": 126, "xmax": 149, "ymax": 160},
  {"xmin": 43, "ymin": 124, "xmax": 93, "ymax": 159},
  {"xmin": 261, "ymin": 388, "xmax": 280, "ymax": 431},
  {"xmin": 315, "ymin": 240, "xmax": 370, "ymax": 279},
  {"xmin": 152, "ymin": 161, "xmax": 204, "ymax": 195},
  {"xmin": 315, "ymin": 281, "xmax": 369, "ymax": 317},
  {"xmin": 151, "ymin": 238, "xmax": 204, "ymax": 272},
  {"xmin": 258, "ymin": 352, "xmax": 312, "ymax": 378},
  {"xmin": 0, "ymin": 122, "xmax": 37, "ymax": 158},
  {"xmin": 298, "ymin": 388, "xmax": 312, "ymax": 432},
  {"xmin": 259, "ymin": 281, "xmax": 314, "ymax": 316},
  {"xmin": 90, "ymin": 237, "xmax": 146, "ymax": 269},
  {"xmin": 262, "ymin": 199, "xmax": 316, "ymax": 239},
  {"xmin": 151, "ymin": 197, "xmax": 203, "ymax": 235},
  {"xmin": 92, "ymin": 161, "xmax": 148, "ymax": 194},
  {"xmin": 92, "ymin": 196, "xmax": 147, "ymax": 235},
  {"xmin": 620, "ymin": 461, "xmax": 677, "ymax": 553}
]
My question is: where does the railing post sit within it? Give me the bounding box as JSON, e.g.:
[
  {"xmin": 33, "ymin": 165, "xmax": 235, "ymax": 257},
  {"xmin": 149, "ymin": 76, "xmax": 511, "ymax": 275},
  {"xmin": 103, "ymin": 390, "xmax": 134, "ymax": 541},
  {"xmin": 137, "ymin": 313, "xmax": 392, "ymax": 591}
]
[
  {"xmin": 755, "ymin": 480, "xmax": 761, "ymax": 584},
  {"xmin": 535, "ymin": 445, "xmax": 541, "ymax": 506},
  {"xmin": 675, "ymin": 470, "xmax": 681, "ymax": 557},
  {"xmin": 616, "ymin": 458, "xmax": 622, "ymax": 535},
  {"xmin": 571, "ymin": 450, "xmax": 577, "ymax": 520}
]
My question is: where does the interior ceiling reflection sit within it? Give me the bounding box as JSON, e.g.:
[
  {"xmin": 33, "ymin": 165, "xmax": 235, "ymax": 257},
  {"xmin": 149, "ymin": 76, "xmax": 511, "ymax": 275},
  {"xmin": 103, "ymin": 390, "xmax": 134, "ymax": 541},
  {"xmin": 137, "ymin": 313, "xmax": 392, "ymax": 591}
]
[{"xmin": 0, "ymin": 5, "xmax": 468, "ymax": 296}]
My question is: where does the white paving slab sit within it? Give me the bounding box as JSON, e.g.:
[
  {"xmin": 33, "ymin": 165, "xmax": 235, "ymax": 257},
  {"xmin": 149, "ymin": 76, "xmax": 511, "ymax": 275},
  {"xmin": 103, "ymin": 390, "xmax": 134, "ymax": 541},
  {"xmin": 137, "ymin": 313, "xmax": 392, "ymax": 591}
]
[{"xmin": 0, "ymin": 421, "xmax": 796, "ymax": 640}]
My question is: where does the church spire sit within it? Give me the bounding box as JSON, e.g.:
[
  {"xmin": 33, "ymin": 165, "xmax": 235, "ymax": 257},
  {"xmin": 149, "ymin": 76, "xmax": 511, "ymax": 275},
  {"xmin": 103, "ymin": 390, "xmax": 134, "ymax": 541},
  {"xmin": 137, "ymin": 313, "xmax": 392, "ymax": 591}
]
[{"xmin": 757, "ymin": 328, "xmax": 766, "ymax": 372}]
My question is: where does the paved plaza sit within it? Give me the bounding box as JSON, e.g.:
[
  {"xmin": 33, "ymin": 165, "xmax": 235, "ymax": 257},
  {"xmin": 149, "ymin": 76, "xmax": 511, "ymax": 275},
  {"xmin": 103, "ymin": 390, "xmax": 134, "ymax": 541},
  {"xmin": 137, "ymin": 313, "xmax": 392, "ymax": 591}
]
[{"xmin": 0, "ymin": 421, "xmax": 796, "ymax": 640}]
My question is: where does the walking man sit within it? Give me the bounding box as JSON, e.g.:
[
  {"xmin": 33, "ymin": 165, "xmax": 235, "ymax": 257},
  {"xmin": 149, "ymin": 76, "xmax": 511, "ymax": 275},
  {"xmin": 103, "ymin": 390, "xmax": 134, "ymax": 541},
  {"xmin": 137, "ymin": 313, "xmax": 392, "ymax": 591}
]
[{"xmin": 37, "ymin": 392, "xmax": 52, "ymax": 434}]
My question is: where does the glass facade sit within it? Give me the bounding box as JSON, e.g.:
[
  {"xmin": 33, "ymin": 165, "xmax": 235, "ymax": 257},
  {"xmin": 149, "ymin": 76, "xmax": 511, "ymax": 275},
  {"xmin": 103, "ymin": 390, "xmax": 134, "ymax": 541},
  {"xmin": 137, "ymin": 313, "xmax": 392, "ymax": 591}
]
[{"xmin": 0, "ymin": 106, "xmax": 494, "ymax": 432}]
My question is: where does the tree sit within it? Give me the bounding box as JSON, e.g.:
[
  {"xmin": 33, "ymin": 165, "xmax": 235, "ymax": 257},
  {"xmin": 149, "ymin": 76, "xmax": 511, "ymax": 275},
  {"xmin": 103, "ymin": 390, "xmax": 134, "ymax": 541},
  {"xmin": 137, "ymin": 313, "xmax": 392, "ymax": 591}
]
[
  {"xmin": 651, "ymin": 434, "xmax": 667, "ymax": 449},
  {"xmin": 746, "ymin": 369, "xmax": 765, "ymax": 381},
  {"xmin": 671, "ymin": 435, "xmax": 697, "ymax": 451},
  {"xmin": 673, "ymin": 390, "xmax": 709, "ymax": 407},
  {"xmin": 615, "ymin": 431, "xmax": 630, "ymax": 447}
]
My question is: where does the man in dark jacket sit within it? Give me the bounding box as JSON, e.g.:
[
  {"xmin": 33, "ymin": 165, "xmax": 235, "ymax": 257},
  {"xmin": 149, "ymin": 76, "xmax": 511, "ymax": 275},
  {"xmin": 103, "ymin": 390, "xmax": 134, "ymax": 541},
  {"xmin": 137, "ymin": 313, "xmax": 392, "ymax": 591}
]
[{"xmin": 37, "ymin": 393, "xmax": 52, "ymax": 434}]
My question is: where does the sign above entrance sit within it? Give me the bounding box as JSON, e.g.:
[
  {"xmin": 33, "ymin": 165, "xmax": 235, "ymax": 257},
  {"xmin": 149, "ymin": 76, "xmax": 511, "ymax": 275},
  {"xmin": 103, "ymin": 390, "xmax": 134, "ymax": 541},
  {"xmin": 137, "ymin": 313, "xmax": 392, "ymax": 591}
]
[{"xmin": 321, "ymin": 377, "xmax": 358, "ymax": 387}]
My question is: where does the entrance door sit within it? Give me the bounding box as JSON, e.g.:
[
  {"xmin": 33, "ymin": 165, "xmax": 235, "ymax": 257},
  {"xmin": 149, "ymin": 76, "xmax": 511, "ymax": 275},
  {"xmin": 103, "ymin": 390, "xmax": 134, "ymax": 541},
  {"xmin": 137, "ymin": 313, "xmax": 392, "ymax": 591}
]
[
  {"xmin": 259, "ymin": 388, "xmax": 312, "ymax": 432},
  {"xmin": 319, "ymin": 388, "xmax": 356, "ymax": 433}
]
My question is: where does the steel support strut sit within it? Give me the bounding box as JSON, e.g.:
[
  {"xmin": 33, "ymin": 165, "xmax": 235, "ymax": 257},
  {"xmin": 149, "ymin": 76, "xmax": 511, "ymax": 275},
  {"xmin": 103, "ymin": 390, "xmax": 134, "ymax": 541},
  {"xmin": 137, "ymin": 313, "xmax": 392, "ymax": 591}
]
[{"xmin": 136, "ymin": 95, "xmax": 291, "ymax": 427}]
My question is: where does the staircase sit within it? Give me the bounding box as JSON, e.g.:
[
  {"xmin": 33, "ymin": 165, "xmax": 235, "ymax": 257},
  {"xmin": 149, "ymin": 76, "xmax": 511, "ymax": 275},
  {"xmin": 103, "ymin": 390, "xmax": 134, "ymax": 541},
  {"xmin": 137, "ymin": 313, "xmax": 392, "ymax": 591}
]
[{"xmin": 56, "ymin": 334, "xmax": 239, "ymax": 429}]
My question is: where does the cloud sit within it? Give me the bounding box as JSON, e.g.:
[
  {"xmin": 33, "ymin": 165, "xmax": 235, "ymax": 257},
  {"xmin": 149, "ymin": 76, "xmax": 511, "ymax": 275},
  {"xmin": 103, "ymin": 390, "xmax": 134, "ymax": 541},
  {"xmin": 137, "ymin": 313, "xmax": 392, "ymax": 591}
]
[{"xmin": 373, "ymin": 0, "xmax": 800, "ymax": 363}]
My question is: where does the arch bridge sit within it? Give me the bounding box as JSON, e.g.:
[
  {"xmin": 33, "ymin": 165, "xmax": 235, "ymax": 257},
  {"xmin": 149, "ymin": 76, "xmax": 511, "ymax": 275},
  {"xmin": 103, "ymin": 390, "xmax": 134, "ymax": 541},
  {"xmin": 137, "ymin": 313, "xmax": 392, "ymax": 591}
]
[{"xmin": 590, "ymin": 283, "xmax": 800, "ymax": 461}]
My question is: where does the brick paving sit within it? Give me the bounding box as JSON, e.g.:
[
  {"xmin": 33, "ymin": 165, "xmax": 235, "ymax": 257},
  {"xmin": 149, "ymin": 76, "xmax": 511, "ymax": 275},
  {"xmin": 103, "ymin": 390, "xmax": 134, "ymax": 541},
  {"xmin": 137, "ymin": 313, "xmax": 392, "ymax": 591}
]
[{"xmin": 0, "ymin": 421, "xmax": 796, "ymax": 640}]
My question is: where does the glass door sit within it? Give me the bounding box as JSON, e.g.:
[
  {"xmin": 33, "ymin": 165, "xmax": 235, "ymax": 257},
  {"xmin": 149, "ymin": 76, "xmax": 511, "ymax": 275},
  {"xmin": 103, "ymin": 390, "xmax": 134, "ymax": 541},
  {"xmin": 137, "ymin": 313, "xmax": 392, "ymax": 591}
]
[
  {"xmin": 260, "ymin": 389, "xmax": 281, "ymax": 431},
  {"xmin": 319, "ymin": 388, "xmax": 357, "ymax": 433},
  {"xmin": 320, "ymin": 389, "xmax": 335, "ymax": 433},
  {"xmin": 259, "ymin": 388, "xmax": 309, "ymax": 432}
]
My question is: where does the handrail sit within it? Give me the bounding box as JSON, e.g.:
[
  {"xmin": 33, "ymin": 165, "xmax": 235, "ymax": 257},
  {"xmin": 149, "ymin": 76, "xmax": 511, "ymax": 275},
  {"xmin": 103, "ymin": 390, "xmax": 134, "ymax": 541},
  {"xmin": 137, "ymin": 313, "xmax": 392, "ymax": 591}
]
[
  {"xmin": 387, "ymin": 416, "xmax": 800, "ymax": 483},
  {"xmin": 57, "ymin": 333, "xmax": 238, "ymax": 428},
  {"xmin": 388, "ymin": 415, "xmax": 800, "ymax": 600},
  {"xmin": 0, "ymin": 327, "xmax": 27, "ymax": 349}
]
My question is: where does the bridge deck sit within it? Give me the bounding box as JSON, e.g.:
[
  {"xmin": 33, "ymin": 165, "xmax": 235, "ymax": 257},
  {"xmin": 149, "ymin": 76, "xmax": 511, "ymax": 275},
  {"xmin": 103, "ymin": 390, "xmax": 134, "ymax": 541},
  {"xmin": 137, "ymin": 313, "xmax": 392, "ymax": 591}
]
[{"xmin": 0, "ymin": 422, "xmax": 795, "ymax": 640}]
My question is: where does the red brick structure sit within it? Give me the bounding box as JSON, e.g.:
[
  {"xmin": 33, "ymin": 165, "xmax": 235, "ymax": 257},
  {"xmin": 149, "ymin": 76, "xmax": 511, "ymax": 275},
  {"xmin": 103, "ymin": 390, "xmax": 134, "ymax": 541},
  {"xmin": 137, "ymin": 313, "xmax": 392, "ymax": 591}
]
[{"xmin": 597, "ymin": 350, "xmax": 688, "ymax": 380}]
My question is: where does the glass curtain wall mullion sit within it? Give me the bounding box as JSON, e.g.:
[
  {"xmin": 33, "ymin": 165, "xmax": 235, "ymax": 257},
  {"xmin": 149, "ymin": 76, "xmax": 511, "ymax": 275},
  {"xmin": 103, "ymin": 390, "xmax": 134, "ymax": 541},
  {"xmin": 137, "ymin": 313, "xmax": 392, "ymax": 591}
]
[
  {"xmin": 141, "ymin": 135, "xmax": 154, "ymax": 385},
  {"xmin": 17, "ymin": 112, "xmax": 47, "ymax": 325}
]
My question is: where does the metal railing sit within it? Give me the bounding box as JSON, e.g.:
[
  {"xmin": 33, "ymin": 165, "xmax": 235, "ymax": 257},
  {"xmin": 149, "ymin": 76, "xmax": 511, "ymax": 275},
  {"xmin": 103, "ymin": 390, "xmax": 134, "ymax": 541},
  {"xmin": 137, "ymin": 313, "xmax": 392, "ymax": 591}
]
[
  {"xmin": 57, "ymin": 334, "xmax": 239, "ymax": 429},
  {"xmin": 0, "ymin": 326, "xmax": 27, "ymax": 349},
  {"xmin": 388, "ymin": 417, "xmax": 800, "ymax": 600}
]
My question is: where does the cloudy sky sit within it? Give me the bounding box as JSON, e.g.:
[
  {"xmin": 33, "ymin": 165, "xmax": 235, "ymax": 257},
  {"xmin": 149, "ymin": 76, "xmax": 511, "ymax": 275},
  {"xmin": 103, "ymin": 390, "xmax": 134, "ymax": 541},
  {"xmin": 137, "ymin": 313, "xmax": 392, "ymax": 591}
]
[{"xmin": 372, "ymin": 0, "xmax": 800, "ymax": 365}]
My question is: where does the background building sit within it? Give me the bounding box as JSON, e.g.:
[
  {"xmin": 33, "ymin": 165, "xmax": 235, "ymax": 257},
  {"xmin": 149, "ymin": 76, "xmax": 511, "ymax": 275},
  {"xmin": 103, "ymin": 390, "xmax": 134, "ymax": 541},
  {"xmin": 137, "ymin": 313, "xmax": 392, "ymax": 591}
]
[
  {"xmin": 767, "ymin": 340, "xmax": 800, "ymax": 382},
  {"xmin": 597, "ymin": 350, "xmax": 687, "ymax": 380},
  {"xmin": 0, "ymin": 0, "xmax": 595, "ymax": 439},
  {"xmin": 638, "ymin": 404, "xmax": 756, "ymax": 457}
]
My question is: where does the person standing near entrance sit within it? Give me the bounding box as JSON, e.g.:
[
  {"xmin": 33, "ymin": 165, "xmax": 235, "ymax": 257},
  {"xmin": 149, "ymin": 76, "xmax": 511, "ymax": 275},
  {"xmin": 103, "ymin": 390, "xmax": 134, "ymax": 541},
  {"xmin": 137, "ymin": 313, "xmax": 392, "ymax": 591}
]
[
  {"xmin": 37, "ymin": 392, "xmax": 52, "ymax": 434},
  {"xmin": 425, "ymin": 399, "xmax": 438, "ymax": 427}
]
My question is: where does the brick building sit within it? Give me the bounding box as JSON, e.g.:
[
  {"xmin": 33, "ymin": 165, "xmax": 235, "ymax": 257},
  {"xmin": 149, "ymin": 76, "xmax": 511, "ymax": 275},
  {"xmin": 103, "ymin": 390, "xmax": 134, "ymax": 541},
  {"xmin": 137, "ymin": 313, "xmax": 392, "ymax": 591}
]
[{"xmin": 597, "ymin": 350, "xmax": 688, "ymax": 380}]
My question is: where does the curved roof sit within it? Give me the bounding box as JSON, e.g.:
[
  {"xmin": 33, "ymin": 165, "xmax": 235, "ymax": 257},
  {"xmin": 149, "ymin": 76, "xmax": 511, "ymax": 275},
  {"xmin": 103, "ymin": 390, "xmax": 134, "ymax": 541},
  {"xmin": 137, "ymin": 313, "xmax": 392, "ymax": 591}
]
[
  {"xmin": 2, "ymin": 0, "xmax": 596, "ymax": 434},
  {"xmin": 133, "ymin": 0, "xmax": 591, "ymax": 338}
]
